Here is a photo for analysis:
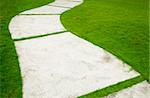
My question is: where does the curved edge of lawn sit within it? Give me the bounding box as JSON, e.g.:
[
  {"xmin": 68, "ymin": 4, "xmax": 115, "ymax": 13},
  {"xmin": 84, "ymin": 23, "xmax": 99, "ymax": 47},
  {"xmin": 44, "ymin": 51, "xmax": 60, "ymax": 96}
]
[
  {"xmin": 61, "ymin": 0, "xmax": 149, "ymax": 82},
  {"xmin": 0, "ymin": 0, "xmax": 54, "ymax": 97}
]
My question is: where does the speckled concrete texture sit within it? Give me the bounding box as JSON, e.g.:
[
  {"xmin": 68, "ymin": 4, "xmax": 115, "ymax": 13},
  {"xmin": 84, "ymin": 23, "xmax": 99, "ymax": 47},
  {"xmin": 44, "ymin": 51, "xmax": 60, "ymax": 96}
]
[
  {"xmin": 15, "ymin": 32, "xmax": 139, "ymax": 98},
  {"xmin": 9, "ymin": 15, "xmax": 65, "ymax": 39}
]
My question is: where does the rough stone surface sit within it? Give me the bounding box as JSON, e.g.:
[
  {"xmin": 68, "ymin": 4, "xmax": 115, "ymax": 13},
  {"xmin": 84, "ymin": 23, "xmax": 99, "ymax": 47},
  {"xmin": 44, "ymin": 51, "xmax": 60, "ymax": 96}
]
[
  {"xmin": 9, "ymin": 15, "xmax": 65, "ymax": 39},
  {"xmin": 15, "ymin": 32, "xmax": 139, "ymax": 98},
  {"xmin": 105, "ymin": 81, "xmax": 150, "ymax": 98}
]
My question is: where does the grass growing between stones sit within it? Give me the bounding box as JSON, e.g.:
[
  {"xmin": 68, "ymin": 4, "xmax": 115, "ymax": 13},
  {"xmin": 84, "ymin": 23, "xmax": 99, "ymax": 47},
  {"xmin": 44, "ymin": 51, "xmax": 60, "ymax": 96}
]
[
  {"xmin": 78, "ymin": 75, "xmax": 144, "ymax": 98},
  {"xmin": 13, "ymin": 31, "xmax": 67, "ymax": 41},
  {"xmin": 0, "ymin": 0, "xmax": 53, "ymax": 97},
  {"xmin": 62, "ymin": 0, "xmax": 149, "ymax": 81}
]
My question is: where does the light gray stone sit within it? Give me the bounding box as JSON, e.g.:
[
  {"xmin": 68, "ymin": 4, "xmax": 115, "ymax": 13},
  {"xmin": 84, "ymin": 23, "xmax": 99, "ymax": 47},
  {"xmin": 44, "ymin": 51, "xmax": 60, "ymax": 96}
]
[
  {"xmin": 9, "ymin": 15, "xmax": 65, "ymax": 39},
  {"xmin": 15, "ymin": 32, "xmax": 139, "ymax": 98}
]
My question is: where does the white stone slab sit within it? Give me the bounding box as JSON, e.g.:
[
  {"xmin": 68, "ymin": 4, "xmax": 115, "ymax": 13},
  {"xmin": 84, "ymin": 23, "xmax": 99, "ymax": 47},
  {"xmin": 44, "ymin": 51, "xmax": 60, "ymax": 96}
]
[
  {"xmin": 20, "ymin": 5, "xmax": 69, "ymax": 15},
  {"xmin": 105, "ymin": 81, "xmax": 150, "ymax": 98},
  {"xmin": 49, "ymin": 0, "xmax": 83, "ymax": 8},
  {"xmin": 9, "ymin": 15, "xmax": 65, "ymax": 39},
  {"xmin": 15, "ymin": 32, "xmax": 139, "ymax": 98}
]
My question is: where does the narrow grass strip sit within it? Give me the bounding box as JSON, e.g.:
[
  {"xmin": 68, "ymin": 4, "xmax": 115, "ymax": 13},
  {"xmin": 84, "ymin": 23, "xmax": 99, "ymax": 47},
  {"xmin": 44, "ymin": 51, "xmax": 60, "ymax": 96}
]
[
  {"xmin": 48, "ymin": 5, "xmax": 72, "ymax": 9},
  {"xmin": 78, "ymin": 75, "xmax": 144, "ymax": 98},
  {"xmin": 19, "ymin": 14, "xmax": 60, "ymax": 15},
  {"xmin": 13, "ymin": 31, "xmax": 67, "ymax": 41},
  {"xmin": 71, "ymin": 0, "xmax": 82, "ymax": 2}
]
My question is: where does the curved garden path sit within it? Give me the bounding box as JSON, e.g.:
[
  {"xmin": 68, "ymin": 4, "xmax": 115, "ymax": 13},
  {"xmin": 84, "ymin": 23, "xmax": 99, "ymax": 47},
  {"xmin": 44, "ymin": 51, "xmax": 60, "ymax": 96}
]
[{"xmin": 9, "ymin": 0, "xmax": 149, "ymax": 98}]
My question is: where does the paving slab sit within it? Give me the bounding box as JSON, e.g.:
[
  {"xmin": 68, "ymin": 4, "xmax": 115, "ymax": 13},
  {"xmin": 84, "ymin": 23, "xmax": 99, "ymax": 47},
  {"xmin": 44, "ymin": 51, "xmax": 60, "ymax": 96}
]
[
  {"xmin": 105, "ymin": 81, "xmax": 150, "ymax": 98},
  {"xmin": 20, "ymin": 5, "xmax": 69, "ymax": 15},
  {"xmin": 49, "ymin": 0, "xmax": 83, "ymax": 8},
  {"xmin": 9, "ymin": 15, "xmax": 65, "ymax": 39},
  {"xmin": 15, "ymin": 32, "xmax": 139, "ymax": 98}
]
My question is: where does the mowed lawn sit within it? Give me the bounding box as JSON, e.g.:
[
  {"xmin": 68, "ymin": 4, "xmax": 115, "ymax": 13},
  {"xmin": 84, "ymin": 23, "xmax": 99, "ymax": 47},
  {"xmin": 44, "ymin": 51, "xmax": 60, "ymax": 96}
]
[
  {"xmin": 62, "ymin": 0, "xmax": 149, "ymax": 81},
  {"xmin": 0, "ymin": 0, "xmax": 53, "ymax": 97}
]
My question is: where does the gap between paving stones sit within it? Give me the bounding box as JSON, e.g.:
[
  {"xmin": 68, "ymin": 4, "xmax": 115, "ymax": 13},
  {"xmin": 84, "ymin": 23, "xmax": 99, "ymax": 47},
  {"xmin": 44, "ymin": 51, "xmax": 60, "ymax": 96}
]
[
  {"xmin": 10, "ymin": 0, "xmax": 84, "ymax": 40},
  {"xmin": 104, "ymin": 81, "xmax": 150, "ymax": 98},
  {"xmin": 14, "ymin": 32, "xmax": 140, "ymax": 98},
  {"xmin": 48, "ymin": 5, "xmax": 72, "ymax": 9},
  {"xmin": 9, "ymin": 15, "xmax": 65, "ymax": 39},
  {"xmin": 78, "ymin": 75, "xmax": 145, "ymax": 98},
  {"xmin": 14, "ymin": 31, "xmax": 67, "ymax": 41},
  {"xmin": 19, "ymin": 5, "xmax": 69, "ymax": 15},
  {"xmin": 19, "ymin": 14, "xmax": 60, "ymax": 15}
]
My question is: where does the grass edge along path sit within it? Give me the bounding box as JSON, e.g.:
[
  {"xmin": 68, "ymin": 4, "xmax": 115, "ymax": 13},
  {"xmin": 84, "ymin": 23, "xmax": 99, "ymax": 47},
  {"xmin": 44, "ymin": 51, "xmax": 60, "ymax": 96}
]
[
  {"xmin": 78, "ymin": 75, "xmax": 144, "ymax": 98},
  {"xmin": 61, "ymin": 0, "xmax": 149, "ymax": 82},
  {"xmin": 0, "ymin": 0, "xmax": 54, "ymax": 97}
]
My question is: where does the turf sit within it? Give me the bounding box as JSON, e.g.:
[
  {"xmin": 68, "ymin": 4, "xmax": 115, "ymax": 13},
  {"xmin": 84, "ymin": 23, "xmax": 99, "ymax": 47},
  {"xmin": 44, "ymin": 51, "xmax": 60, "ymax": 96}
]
[
  {"xmin": 61, "ymin": 0, "xmax": 149, "ymax": 81},
  {"xmin": 0, "ymin": 0, "xmax": 53, "ymax": 97},
  {"xmin": 78, "ymin": 75, "xmax": 144, "ymax": 98}
]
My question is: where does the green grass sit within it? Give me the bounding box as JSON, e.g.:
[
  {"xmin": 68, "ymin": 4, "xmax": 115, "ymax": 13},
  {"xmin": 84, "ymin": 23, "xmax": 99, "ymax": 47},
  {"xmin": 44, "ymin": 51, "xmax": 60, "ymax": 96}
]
[
  {"xmin": 61, "ymin": 0, "xmax": 149, "ymax": 81},
  {"xmin": 0, "ymin": 0, "xmax": 53, "ymax": 97},
  {"xmin": 78, "ymin": 76, "xmax": 144, "ymax": 98},
  {"xmin": 0, "ymin": 0, "xmax": 149, "ymax": 97}
]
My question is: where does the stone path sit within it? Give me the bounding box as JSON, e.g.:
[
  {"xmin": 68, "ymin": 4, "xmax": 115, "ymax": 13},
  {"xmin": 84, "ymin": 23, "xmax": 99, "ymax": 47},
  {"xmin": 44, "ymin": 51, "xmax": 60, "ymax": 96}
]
[{"xmin": 9, "ymin": 0, "xmax": 149, "ymax": 98}]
